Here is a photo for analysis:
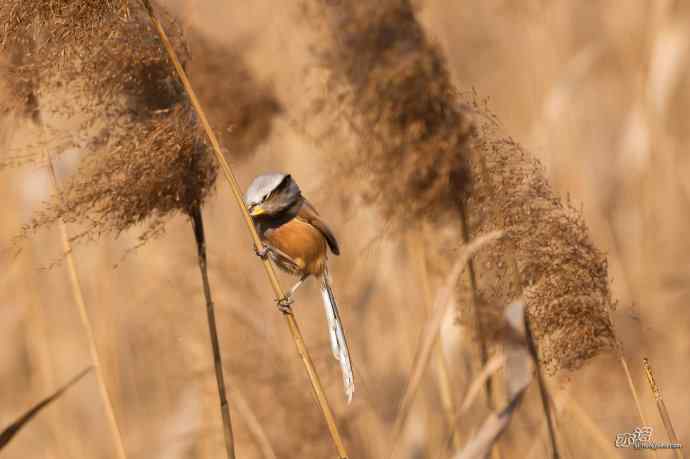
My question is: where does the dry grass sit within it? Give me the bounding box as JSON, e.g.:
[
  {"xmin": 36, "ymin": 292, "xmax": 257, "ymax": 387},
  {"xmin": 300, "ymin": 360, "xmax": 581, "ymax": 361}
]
[{"xmin": 1, "ymin": 1, "xmax": 689, "ymax": 458}]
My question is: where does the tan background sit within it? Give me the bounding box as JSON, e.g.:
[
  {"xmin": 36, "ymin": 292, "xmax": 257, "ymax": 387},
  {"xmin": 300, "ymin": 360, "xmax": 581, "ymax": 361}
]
[{"xmin": 2, "ymin": 1, "xmax": 689, "ymax": 458}]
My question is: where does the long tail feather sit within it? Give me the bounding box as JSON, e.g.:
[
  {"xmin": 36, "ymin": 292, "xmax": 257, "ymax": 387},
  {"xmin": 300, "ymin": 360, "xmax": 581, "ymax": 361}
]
[{"xmin": 320, "ymin": 269, "xmax": 354, "ymax": 403}]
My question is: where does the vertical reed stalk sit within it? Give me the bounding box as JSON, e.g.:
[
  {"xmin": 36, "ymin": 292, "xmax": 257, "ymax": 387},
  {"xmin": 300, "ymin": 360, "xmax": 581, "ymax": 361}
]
[
  {"xmin": 140, "ymin": 1, "xmax": 349, "ymax": 456},
  {"xmin": 458, "ymin": 199, "xmax": 494, "ymax": 411},
  {"xmin": 509, "ymin": 256, "xmax": 560, "ymax": 459},
  {"xmin": 527, "ymin": 392, "xmax": 622, "ymax": 459},
  {"xmin": 19, "ymin": 22, "xmax": 129, "ymax": 451},
  {"xmin": 45, "ymin": 159, "xmax": 128, "ymax": 459},
  {"xmin": 643, "ymin": 358, "xmax": 683, "ymax": 459},
  {"xmin": 459, "ymin": 191, "xmax": 500, "ymax": 459},
  {"xmin": 524, "ymin": 319, "xmax": 560, "ymax": 459},
  {"xmin": 409, "ymin": 231, "xmax": 461, "ymax": 450},
  {"xmin": 30, "ymin": 85, "xmax": 129, "ymax": 456},
  {"xmin": 190, "ymin": 204, "xmax": 236, "ymax": 459}
]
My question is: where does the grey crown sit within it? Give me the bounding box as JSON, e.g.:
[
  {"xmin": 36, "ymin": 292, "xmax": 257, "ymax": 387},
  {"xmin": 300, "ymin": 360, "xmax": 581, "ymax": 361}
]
[{"xmin": 244, "ymin": 172, "xmax": 288, "ymax": 207}]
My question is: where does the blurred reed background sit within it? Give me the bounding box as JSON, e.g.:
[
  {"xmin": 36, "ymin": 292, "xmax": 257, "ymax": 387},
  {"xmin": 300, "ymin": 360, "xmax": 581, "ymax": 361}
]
[{"xmin": 1, "ymin": 1, "xmax": 689, "ymax": 458}]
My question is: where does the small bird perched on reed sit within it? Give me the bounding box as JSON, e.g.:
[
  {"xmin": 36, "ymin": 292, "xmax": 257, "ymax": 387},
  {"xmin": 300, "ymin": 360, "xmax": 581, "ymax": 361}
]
[{"xmin": 244, "ymin": 172, "xmax": 354, "ymax": 403}]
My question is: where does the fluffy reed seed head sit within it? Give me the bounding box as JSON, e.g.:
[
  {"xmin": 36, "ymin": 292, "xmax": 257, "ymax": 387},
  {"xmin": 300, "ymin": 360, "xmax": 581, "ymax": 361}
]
[
  {"xmin": 310, "ymin": 0, "xmax": 473, "ymax": 227},
  {"xmin": 2, "ymin": 1, "xmax": 280, "ymax": 245},
  {"xmin": 463, "ymin": 107, "xmax": 616, "ymax": 372},
  {"xmin": 311, "ymin": 0, "xmax": 616, "ymax": 372},
  {"xmin": 1, "ymin": 1, "xmax": 214, "ymax": 244}
]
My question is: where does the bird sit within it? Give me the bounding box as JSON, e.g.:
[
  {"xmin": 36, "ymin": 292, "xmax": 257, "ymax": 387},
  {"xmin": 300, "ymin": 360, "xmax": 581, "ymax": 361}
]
[{"xmin": 244, "ymin": 172, "xmax": 354, "ymax": 403}]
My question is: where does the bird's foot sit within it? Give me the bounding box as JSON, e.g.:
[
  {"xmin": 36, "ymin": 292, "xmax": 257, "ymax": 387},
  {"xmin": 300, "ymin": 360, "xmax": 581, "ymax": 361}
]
[
  {"xmin": 254, "ymin": 244, "xmax": 270, "ymax": 260},
  {"xmin": 276, "ymin": 295, "xmax": 294, "ymax": 314}
]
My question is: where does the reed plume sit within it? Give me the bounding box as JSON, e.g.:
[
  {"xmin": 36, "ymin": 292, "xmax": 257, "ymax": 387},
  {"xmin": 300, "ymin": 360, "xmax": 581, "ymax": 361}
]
[
  {"xmin": 2, "ymin": 2, "xmax": 280, "ymax": 245},
  {"xmin": 310, "ymin": 0, "xmax": 616, "ymax": 375},
  {"xmin": 1, "ymin": 1, "xmax": 212, "ymax": 244},
  {"xmin": 307, "ymin": 0, "xmax": 472, "ymax": 227},
  {"xmin": 466, "ymin": 114, "xmax": 616, "ymax": 372}
]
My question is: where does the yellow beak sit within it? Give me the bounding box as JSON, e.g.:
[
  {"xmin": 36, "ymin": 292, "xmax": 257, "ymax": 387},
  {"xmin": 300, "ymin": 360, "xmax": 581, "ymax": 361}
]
[{"xmin": 249, "ymin": 205, "xmax": 266, "ymax": 217}]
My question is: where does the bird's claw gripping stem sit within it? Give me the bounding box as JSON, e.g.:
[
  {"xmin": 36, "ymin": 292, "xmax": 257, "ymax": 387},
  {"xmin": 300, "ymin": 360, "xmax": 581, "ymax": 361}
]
[
  {"xmin": 276, "ymin": 295, "xmax": 294, "ymax": 314},
  {"xmin": 254, "ymin": 244, "xmax": 269, "ymax": 260}
]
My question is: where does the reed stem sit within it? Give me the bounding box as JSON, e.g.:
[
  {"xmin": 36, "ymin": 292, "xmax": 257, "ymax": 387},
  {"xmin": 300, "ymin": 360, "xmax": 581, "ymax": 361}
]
[
  {"xmin": 140, "ymin": 2, "xmax": 349, "ymax": 456},
  {"xmin": 410, "ymin": 232, "xmax": 462, "ymax": 449},
  {"xmin": 643, "ymin": 358, "xmax": 683, "ymax": 459},
  {"xmin": 190, "ymin": 205, "xmax": 236, "ymax": 459},
  {"xmin": 46, "ymin": 160, "xmax": 128, "ymax": 459},
  {"xmin": 508, "ymin": 255, "xmax": 560, "ymax": 459},
  {"xmin": 35, "ymin": 101, "xmax": 128, "ymax": 459},
  {"xmin": 524, "ymin": 318, "xmax": 560, "ymax": 459},
  {"xmin": 458, "ymin": 199, "xmax": 494, "ymax": 411}
]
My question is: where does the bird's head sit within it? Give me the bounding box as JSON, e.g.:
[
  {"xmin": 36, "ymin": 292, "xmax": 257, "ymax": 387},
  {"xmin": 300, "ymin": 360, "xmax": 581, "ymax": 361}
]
[{"xmin": 244, "ymin": 173, "xmax": 302, "ymax": 218}]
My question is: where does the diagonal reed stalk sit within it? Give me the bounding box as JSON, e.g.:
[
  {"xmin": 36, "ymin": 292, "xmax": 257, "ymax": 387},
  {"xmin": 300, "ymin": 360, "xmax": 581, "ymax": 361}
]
[
  {"xmin": 408, "ymin": 230, "xmax": 462, "ymax": 450},
  {"xmin": 189, "ymin": 205, "xmax": 236, "ymax": 459},
  {"xmin": 388, "ymin": 231, "xmax": 503, "ymax": 459},
  {"xmin": 139, "ymin": 1, "xmax": 349, "ymax": 457},
  {"xmin": 434, "ymin": 354, "xmax": 506, "ymax": 458},
  {"xmin": 45, "ymin": 158, "xmax": 128, "ymax": 459},
  {"xmin": 643, "ymin": 358, "xmax": 683, "ymax": 459},
  {"xmin": 31, "ymin": 95, "xmax": 128, "ymax": 458}
]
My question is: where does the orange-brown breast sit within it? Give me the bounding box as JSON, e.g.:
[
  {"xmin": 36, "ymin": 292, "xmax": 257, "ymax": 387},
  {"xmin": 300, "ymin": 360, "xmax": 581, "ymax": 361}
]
[{"xmin": 264, "ymin": 216, "xmax": 328, "ymax": 276}]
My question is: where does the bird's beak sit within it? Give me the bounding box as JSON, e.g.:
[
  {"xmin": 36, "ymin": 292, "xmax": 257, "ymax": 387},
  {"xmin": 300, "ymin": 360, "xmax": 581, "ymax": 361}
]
[{"xmin": 249, "ymin": 205, "xmax": 266, "ymax": 217}]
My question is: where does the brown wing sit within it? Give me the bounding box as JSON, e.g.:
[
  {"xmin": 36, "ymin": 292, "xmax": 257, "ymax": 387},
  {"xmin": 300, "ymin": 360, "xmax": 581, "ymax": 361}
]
[{"xmin": 298, "ymin": 199, "xmax": 340, "ymax": 255}]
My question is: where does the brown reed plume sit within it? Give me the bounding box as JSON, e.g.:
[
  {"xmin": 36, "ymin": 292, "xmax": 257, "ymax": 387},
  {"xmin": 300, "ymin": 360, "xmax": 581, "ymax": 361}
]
[
  {"xmin": 307, "ymin": 1, "xmax": 473, "ymax": 227},
  {"xmin": 0, "ymin": 2, "xmax": 285, "ymax": 457},
  {"xmin": 465, "ymin": 110, "xmax": 616, "ymax": 373},
  {"xmin": 2, "ymin": 4, "xmax": 278, "ymax": 245},
  {"xmin": 1, "ymin": 2, "xmax": 213, "ymax": 245},
  {"xmin": 309, "ymin": 0, "xmax": 616, "ymax": 377}
]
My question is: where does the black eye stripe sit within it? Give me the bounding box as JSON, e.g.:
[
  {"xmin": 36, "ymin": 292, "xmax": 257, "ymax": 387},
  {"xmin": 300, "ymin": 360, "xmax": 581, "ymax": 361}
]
[
  {"xmin": 265, "ymin": 175, "xmax": 291, "ymax": 202},
  {"xmin": 276, "ymin": 175, "xmax": 291, "ymax": 191}
]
